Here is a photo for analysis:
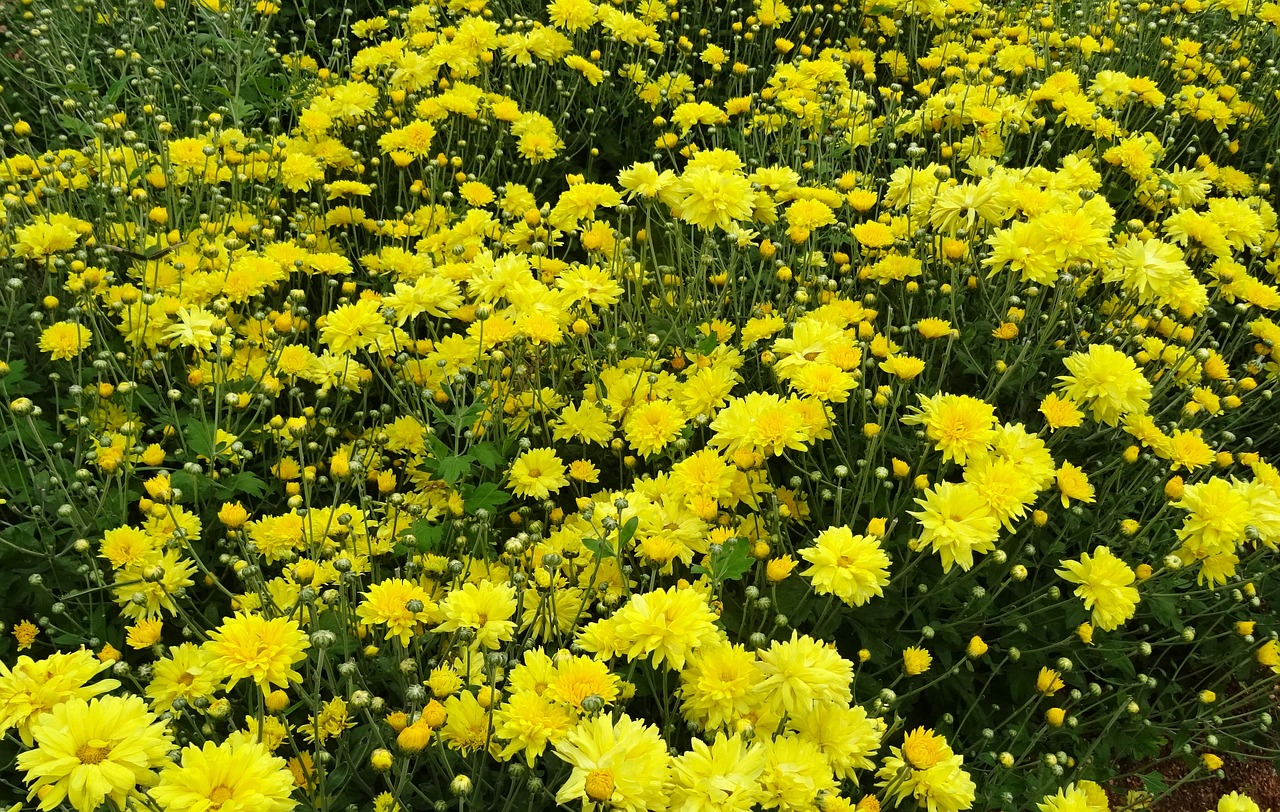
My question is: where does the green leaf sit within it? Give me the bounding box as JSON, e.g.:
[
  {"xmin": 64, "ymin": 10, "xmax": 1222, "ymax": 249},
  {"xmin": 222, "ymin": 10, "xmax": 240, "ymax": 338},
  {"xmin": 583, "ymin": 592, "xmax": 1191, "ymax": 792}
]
[
  {"xmin": 708, "ymin": 537, "xmax": 754, "ymax": 582},
  {"xmin": 618, "ymin": 517, "xmax": 640, "ymax": 547},
  {"xmin": 400, "ymin": 519, "xmax": 444, "ymax": 553},
  {"xmin": 470, "ymin": 442, "xmax": 504, "ymax": 472},
  {"xmin": 464, "ymin": 482, "xmax": 510, "ymax": 513},
  {"xmin": 435, "ymin": 454, "xmax": 473, "ymax": 485},
  {"xmin": 1146, "ymin": 593, "xmax": 1184, "ymax": 631},
  {"xmin": 183, "ymin": 417, "xmax": 219, "ymax": 460},
  {"xmin": 219, "ymin": 472, "xmax": 267, "ymax": 499},
  {"xmin": 56, "ymin": 114, "xmax": 94, "ymax": 138},
  {"xmin": 1140, "ymin": 771, "xmax": 1169, "ymax": 797},
  {"xmin": 582, "ymin": 537, "xmax": 615, "ymax": 559}
]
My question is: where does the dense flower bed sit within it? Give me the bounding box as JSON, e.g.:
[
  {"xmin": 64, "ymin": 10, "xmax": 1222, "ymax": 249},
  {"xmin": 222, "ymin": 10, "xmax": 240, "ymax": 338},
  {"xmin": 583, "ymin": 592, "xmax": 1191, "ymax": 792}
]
[{"xmin": 2, "ymin": 0, "xmax": 1280, "ymax": 810}]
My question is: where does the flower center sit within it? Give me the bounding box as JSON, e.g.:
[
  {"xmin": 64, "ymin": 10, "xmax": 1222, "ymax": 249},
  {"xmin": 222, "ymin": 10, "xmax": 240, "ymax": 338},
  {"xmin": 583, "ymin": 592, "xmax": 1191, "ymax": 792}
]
[
  {"xmin": 76, "ymin": 740, "xmax": 112, "ymax": 765},
  {"xmin": 209, "ymin": 786, "xmax": 234, "ymax": 806},
  {"xmin": 584, "ymin": 769, "xmax": 615, "ymax": 802},
  {"xmin": 902, "ymin": 736, "xmax": 943, "ymax": 769}
]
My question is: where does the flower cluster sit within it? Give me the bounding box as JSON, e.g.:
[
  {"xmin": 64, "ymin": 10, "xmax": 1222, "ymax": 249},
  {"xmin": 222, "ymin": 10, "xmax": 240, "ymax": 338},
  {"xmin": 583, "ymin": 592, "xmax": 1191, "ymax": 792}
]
[{"xmin": 2, "ymin": 0, "xmax": 1280, "ymax": 809}]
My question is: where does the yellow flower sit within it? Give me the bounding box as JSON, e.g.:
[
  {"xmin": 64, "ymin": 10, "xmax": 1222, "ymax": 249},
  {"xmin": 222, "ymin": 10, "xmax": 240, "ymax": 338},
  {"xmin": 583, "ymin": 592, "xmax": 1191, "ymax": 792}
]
[
  {"xmin": 1039, "ymin": 393, "xmax": 1084, "ymax": 431},
  {"xmin": 1036, "ymin": 667, "xmax": 1064, "ymax": 695},
  {"xmin": 16, "ymin": 695, "xmax": 173, "ymax": 812},
  {"xmin": 151, "ymin": 736, "xmax": 295, "ymax": 812},
  {"xmin": 766, "ymin": 554, "xmax": 798, "ymax": 582},
  {"xmin": 508, "ymin": 447, "xmax": 569, "ymax": 499},
  {"xmin": 903, "ymin": 392, "xmax": 998, "ymax": 465},
  {"xmin": 1056, "ymin": 462, "xmax": 1096, "ymax": 507},
  {"xmin": 435, "ymin": 580, "xmax": 518, "ymax": 650},
  {"xmin": 903, "ymin": 646, "xmax": 932, "ymax": 676},
  {"xmin": 126, "ymin": 618, "xmax": 163, "ymax": 649},
  {"xmin": 1057, "ymin": 344, "xmax": 1152, "ymax": 426},
  {"xmin": 967, "ymin": 636, "xmax": 989, "ymax": 657},
  {"xmin": 799, "ymin": 526, "xmax": 891, "ymax": 606},
  {"xmin": 12, "ymin": 620, "xmax": 38, "ymax": 651},
  {"xmin": 910, "ymin": 482, "xmax": 1000, "ymax": 573},
  {"xmin": 0, "ymin": 650, "xmax": 120, "ymax": 746},
  {"xmin": 1056, "ymin": 546, "xmax": 1140, "ymax": 631},
  {"xmin": 38, "ymin": 322, "xmax": 93, "ymax": 361},
  {"xmin": 357, "ymin": 578, "xmax": 439, "ymax": 646},
  {"xmin": 554, "ymin": 714, "xmax": 672, "ymax": 809},
  {"xmin": 203, "ymin": 613, "xmax": 310, "ymax": 696}
]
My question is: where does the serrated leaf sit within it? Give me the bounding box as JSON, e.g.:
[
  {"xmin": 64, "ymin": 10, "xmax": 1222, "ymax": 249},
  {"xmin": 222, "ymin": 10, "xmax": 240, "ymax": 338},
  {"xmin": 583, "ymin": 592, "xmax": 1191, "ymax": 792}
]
[
  {"xmin": 436, "ymin": 455, "xmax": 473, "ymax": 485},
  {"xmin": 708, "ymin": 537, "xmax": 753, "ymax": 582},
  {"xmin": 182, "ymin": 417, "xmax": 219, "ymax": 461},
  {"xmin": 219, "ymin": 472, "xmax": 267, "ymax": 499},
  {"xmin": 464, "ymin": 482, "xmax": 510, "ymax": 513},
  {"xmin": 470, "ymin": 442, "xmax": 504, "ymax": 472},
  {"xmin": 400, "ymin": 519, "xmax": 445, "ymax": 553}
]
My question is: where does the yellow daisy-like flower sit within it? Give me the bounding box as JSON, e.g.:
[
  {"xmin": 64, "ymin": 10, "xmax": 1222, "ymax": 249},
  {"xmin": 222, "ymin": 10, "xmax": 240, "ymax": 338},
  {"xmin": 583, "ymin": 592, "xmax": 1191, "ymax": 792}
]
[
  {"xmin": 38, "ymin": 321, "xmax": 93, "ymax": 361},
  {"xmin": 508, "ymin": 447, "xmax": 569, "ymax": 500},
  {"xmin": 203, "ymin": 613, "xmax": 310, "ymax": 696},
  {"xmin": 553, "ymin": 713, "xmax": 672, "ymax": 810},
  {"xmin": 1039, "ymin": 393, "xmax": 1084, "ymax": 431},
  {"xmin": 903, "ymin": 646, "xmax": 932, "ymax": 676},
  {"xmin": 799, "ymin": 526, "xmax": 891, "ymax": 607},
  {"xmin": 151, "ymin": 735, "xmax": 296, "ymax": 812},
  {"xmin": 17, "ymin": 695, "xmax": 173, "ymax": 812},
  {"xmin": 1056, "ymin": 546, "xmax": 1140, "ymax": 631},
  {"xmin": 357, "ymin": 578, "xmax": 439, "ymax": 646}
]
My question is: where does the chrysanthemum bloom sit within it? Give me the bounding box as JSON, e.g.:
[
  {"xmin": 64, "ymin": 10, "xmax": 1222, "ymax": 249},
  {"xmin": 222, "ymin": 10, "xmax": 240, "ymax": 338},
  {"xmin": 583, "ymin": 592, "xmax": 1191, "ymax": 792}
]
[
  {"xmin": 494, "ymin": 690, "xmax": 575, "ymax": 764},
  {"xmin": 1039, "ymin": 393, "xmax": 1084, "ymax": 431},
  {"xmin": 799, "ymin": 526, "xmax": 891, "ymax": 607},
  {"xmin": 669, "ymin": 732, "xmax": 767, "ymax": 811},
  {"xmin": 508, "ymin": 447, "xmax": 569, "ymax": 499},
  {"xmin": 759, "ymin": 734, "xmax": 839, "ymax": 809},
  {"xmin": 596, "ymin": 585, "xmax": 722, "ymax": 671},
  {"xmin": 150, "ymin": 735, "xmax": 296, "ymax": 812},
  {"xmin": 903, "ymin": 393, "xmax": 998, "ymax": 465},
  {"xmin": 910, "ymin": 482, "xmax": 1001, "ymax": 573},
  {"xmin": 319, "ymin": 297, "xmax": 393, "ymax": 356},
  {"xmin": 545, "ymin": 655, "xmax": 621, "ymax": 711},
  {"xmin": 145, "ymin": 643, "xmax": 221, "ymax": 712},
  {"xmin": 623, "ymin": 399, "xmax": 685, "ymax": 457},
  {"xmin": 17, "ymin": 695, "xmax": 173, "ymax": 812},
  {"xmin": 435, "ymin": 580, "xmax": 518, "ymax": 650},
  {"xmin": 876, "ymin": 728, "xmax": 976, "ymax": 812},
  {"xmin": 677, "ymin": 641, "xmax": 763, "ymax": 731},
  {"xmin": 1037, "ymin": 782, "xmax": 1108, "ymax": 812},
  {"xmin": 1036, "ymin": 667, "xmax": 1065, "ymax": 696},
  {"xmin": 903, "ymin": 646, "xmax": 932, "ymax": 676},
  {"xmin": 1056, "ymin": 546, "xmax": 1140, "ymax": 631},
  {"xmin": 0, "ymin": 650, "xmax": 120, "ymax": 746},
  {"xmin": 357, "ymin": 578, "xmax": 439, "ymax": 646},
  {"xmin": 38, "ymin": 321, "xmax": 93, "ymax": 361},
  {"xmin": 1056, "ymin": 344, "xmax": 1151, "ymax": 426},
  {"xmin": 1216, "ymin": 792, "xmax": 1263, "ymax": 812},
  {"xmin": 14, "ymin": 219, "xmax": 81, "ymax": 258},
  {"xmin": 554, "ymin": 714, "xmax": 671, "ymax": 810},
  {"xmin": 204, "ymin": 613, "xmax": 310, "ymax": 696},
  {"xmin": 756, "ymin": 632, "xmax": 853, "ymax": 716},
  {"xmin": 1055, "ymin": 462, "xmax": 1096, "ymax": 508},
  {"xmin": 789, "ymin": 704, "xmax": 885, "ymax": 779},
  {"xmin": 674, "ymin": 165, "xmax": 754, "ymax": 231},
  {"xmin": 963, "ymin": 455, "xmax": 1039, "ymax": 531},
  {"xmin": 1173, "ymin": 477, "xmax": 1251, "ymax": 559}
]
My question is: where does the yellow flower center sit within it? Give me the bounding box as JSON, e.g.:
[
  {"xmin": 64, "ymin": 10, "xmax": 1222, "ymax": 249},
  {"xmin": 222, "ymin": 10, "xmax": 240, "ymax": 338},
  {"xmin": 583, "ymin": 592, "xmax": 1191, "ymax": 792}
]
[
  {"xmin": 902, "ymin": 734, "xmax": 944, "ymax": 769},
  {"xmin": 209, "ymin": 786, "xmax": 234, "ymax": 806},
  {"xmin": 584, "ymin": 769, "xmax": 615, "ymax": 802},
  {"xmin": 76, "ymin": 740, "xmax": 112, "ymax": 765}
]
